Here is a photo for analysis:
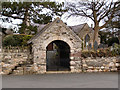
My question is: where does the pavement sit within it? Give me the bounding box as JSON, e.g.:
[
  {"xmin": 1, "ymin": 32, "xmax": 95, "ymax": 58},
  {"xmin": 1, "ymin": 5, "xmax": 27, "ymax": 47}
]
[{"xmin": 2, "ymin": 72, "xmax": 118, "ymax": 88}]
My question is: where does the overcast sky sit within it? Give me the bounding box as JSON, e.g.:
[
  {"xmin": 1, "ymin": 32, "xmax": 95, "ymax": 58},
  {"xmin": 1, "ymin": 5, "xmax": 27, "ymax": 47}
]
[
  {"xmin": 0, "ymin": 0, "xmax": 118, "ymax": 31},
  {"xmin": 52, "ymin": 0, "xmax": 118, "ymax": 26},
  {"xmin": 49, "ymin": 0, "xmax": 94, "ymax": 26}
]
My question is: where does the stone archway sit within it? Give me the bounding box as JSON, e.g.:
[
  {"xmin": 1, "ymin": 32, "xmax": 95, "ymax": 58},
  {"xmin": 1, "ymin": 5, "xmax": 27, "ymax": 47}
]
[
  {"xmin": 46, "ymin": 40, "xmax": 70, "ymax": 71},
  {"xmin": 28, "ymin": 18, "xmax": 83, "ymax": 74}
]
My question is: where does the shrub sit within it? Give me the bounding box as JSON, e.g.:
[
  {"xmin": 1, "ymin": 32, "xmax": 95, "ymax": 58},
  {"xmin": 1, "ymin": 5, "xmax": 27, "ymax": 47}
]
[
  {"xmin": 2, "ymin": 35, "xmax": 32, "ymax": 47},
  {"xmin": 81, "ymin": 51, "xmax": 93, "ymax": 58},
  {"xmin": 81, "ymin": 45, "xmax": 120, "ymax": 58},
  {"xmin": 3, "ymin": 35, "xmax": 22, "ymax": 46},
  {"xmin": 21, "ymin": 35, "xmax": 32, "ymax": 46},
  {"xmin": 111, "ymin": 43, "xmax": 120, "ymax": 56}
]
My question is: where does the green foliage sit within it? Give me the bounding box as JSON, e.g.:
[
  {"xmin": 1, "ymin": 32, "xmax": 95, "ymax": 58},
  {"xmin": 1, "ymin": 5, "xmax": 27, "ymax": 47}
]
[
  {"xmin": 3, "ymin": 35, "xmax": 18, "ymax": 46},
  {"xmin": 81, "ymin": 46, "xmax": 120, "ymax": 58},
  {"xmin": 99, "ymin": 31, "xmax": 119, "ymax": 46},
  {"xmin": 19, "ymin": 24, "xmax": 37, "ymax": 35},
  {"xmin": 21, "ymin": 35, "xmax": 32, "ymax": 46},
  {"xmin": 33, "ymin": 15, "xmax": 52, "ymax": 24},
  {"xmin": 99, "ymin": 31, "xmax": 110, "ymax": 44},
  {"xmin": 107, "ymin": 37, "xmax": 119, "ymax": 46},
  {"xmin": 111, "ymin": 43, "xmax": 120, "ymax": 56},
  {"xmin": 2, "ymin": 35, "xmax": 32, "ymax": 47}
]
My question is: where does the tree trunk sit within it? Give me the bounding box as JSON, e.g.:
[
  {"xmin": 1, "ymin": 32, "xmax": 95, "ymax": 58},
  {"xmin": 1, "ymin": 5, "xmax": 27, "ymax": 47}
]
[
  {"xmin": 22, "ymin": 7, "xmax": 29, "ymax": 34},
  {"xmin": 93, "ymin": 26, "xmax": 99, "ymax": 47},
  {"xmin": 93, "ymin": 10, "xmax": 100, "ymax": 47},
  {"xmin": 23, "ymin": 7, "xmax": 29, "ymax": 26}
]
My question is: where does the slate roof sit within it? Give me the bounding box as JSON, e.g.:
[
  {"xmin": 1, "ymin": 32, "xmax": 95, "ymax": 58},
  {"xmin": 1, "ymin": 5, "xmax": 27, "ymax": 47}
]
[
  {"xmin": 37, "ymin": 24, "xmax": 46, "ymax": 32},
  {"xmin": 69, "ymin": 23, "xmax": 94, "ymax": 39},
  {"xmin": 69, "ymin": 23, "xmax": 87, "ymax": 33},
  {"xmin": 31, "ymin": 23, "xmax": 46, "ymax": 32},
  {"xmin": 33, "ymin": 23, "xmax": 92, "ymax": 34}
]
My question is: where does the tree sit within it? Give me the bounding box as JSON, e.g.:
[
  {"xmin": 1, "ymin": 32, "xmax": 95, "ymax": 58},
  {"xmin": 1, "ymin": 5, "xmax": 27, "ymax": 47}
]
[
  {"xmin": 106, "ymin": 1, "xmax": 120, "ymax": 42},
  {"xmin": 99, "ymin": 30, "xmax": 119, "ymax": 46},
  {"xmin": 66, "ymin": 0, "xmax": 119, "ymax": 45},
  {"xmin": 1, "ymin": 2, "xmax": 67, "ymax": 34},
  {"xmin": 106, "ymin": 1, "xmax": 120, "ymax": 29},
  {"xmin": 2, "ymin": 35, "xmax": 32, "ymax": 46},
  {"xmin": 99, "ymin": 31, "xmax": 110, "ymax": 44}
]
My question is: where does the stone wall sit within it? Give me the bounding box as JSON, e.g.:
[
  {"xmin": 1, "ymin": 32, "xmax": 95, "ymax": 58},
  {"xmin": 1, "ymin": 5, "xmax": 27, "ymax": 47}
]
[
  {"xmin": 0, "ymin": 47, "xmax": 34, "ymax": 75},
  {"xmin": 70, "ymin": 52, "xmax": 120, "ymax": 73},
  {"xmin": 0, "ymin": 46, "xmax": 119, "ymax": 75},
  {"xmin": 82, "ymin": 57, "xmax": 120, "ymax": 72}
]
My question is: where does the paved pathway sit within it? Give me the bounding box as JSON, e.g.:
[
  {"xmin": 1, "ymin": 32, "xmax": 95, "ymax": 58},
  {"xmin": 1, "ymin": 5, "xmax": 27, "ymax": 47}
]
[{"xmin": 2, "ymin": 72, "xmax": 118, "ymax": 88}]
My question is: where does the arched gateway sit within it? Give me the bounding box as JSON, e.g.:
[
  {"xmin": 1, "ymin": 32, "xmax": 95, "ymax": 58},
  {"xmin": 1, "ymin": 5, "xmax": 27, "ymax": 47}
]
[
  {"xmin": 28, "ymin": 17, "xmax": 82, "ymax": 74},
  {"xmin": 46, "ymin": 40, "xmax": 70, "ymax": 71}
]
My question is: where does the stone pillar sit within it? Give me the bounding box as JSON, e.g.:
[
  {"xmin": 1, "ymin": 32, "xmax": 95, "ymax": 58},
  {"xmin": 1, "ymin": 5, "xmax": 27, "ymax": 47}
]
[
  {"xmin": 70, "ymin": 49, "xmax": 82, "ymax": 73},
  {"xmin": 33, "ymin": 50, "xmax": 46, "ymax": 74}
]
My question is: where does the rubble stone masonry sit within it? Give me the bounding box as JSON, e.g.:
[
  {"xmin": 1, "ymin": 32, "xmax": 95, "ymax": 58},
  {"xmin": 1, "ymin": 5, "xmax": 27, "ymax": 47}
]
[{"xmin": 0, "ymin": 47, "xmax": 119, "ymax": 75}]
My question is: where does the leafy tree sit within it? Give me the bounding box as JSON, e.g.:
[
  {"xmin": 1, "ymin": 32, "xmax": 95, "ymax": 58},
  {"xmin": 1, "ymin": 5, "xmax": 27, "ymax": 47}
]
[
  {"xmin": 1, "ymin": 2, "xmax": 67, "ymax": 34},
  {"xmin": 66, "ymin": 0, "xmax": 119, "ymax": 45}
]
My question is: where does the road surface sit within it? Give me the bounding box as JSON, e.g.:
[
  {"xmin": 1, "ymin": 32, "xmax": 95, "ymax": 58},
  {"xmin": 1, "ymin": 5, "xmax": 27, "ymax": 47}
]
[{"xmin": 2, "ymin": 72, "xmax": 118, "ymax": 88}]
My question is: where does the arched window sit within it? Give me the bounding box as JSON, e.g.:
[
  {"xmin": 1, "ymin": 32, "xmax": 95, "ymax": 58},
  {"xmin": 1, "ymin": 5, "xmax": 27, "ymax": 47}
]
[{"xmin": 84, "ymin": 34, "xmax": 90, "ymax": 47}]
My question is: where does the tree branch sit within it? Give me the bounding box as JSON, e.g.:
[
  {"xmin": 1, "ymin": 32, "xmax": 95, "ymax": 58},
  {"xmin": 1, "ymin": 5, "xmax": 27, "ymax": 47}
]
[
  {"xmin": 98, "ymin": 2, "xmax": 113, "ymax": 22},
  {"xmin": 81, "ymin": 10, "xmax": 94, "ymax": 21},
  {"xmin": 99, "ymin": 2, "xmax": 118, "ymax": 29},
  {"xmin": 2, "ymin": 13, "xmax": 24, "ymax": 20},
  {"xmin": 100, "ymin": 16, "xmax": 113, "ymax": 29}
]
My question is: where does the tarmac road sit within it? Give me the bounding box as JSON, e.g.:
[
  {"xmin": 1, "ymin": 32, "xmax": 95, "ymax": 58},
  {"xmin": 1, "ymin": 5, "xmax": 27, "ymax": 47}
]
[{"xmin": 2, "ymin": 72, "xmax": 118, "ymax": 88}]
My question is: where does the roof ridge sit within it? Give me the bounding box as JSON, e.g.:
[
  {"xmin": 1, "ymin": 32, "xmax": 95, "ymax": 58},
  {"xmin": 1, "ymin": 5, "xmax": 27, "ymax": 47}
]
[
  {"xmin": 80, "ymin": 23, "xmax": 87, "ymax": 31},
  {"xmin": 69, "ymin": 23, "xmax": 87, "ymax": 27}
]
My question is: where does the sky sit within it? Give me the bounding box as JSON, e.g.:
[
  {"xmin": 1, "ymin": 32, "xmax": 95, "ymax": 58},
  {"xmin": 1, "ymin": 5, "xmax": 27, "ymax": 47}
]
[
  {"xmin": 47, "ymin": 0, "xmax": 94, "ymax": 26},
  {"xmin": 0, "ymin": 0, "xmax": 118, "ymax": 31}
]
